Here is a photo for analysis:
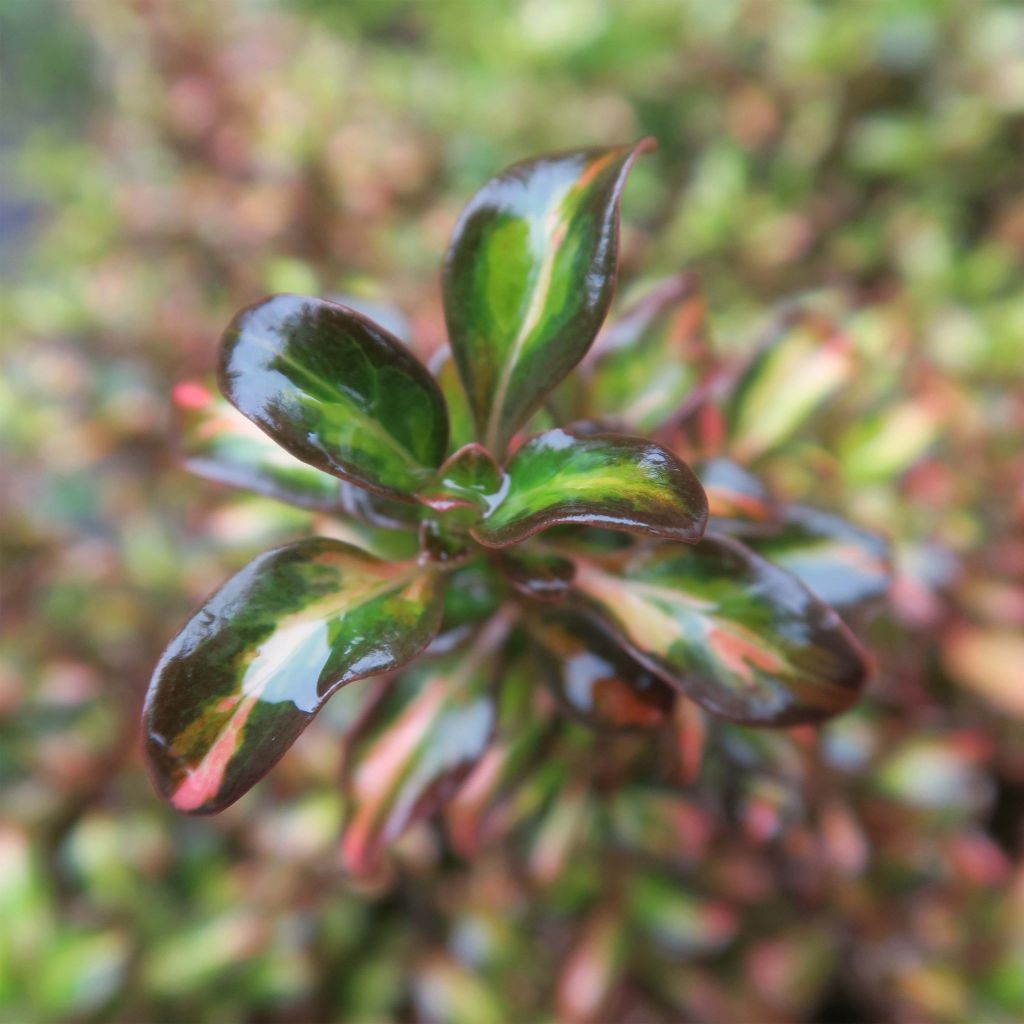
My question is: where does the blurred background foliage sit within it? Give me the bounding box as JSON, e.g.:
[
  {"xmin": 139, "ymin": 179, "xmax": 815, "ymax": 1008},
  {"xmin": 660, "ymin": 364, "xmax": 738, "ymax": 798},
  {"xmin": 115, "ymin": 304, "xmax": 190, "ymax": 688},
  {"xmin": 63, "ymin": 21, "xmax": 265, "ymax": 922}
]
[{"xmin": 1, "ymin": 0, "xmax": 1022, "ymax": 1021}]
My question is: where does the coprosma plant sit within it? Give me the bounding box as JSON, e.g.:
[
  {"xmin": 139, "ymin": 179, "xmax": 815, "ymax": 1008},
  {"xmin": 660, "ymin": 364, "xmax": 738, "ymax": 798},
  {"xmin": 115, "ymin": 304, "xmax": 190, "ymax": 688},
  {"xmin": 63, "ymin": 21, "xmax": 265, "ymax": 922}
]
[{"xmin": 144, "ymin": 142, "xmax": 876, "ymax": 855}]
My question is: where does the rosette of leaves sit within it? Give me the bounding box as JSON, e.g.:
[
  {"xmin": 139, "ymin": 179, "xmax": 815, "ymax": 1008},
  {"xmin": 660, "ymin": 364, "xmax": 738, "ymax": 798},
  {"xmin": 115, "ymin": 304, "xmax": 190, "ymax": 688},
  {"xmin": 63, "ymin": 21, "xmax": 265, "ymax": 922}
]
[{"xmin": 144, "ymin": 142, "xmax": 873, "ymax": 865}]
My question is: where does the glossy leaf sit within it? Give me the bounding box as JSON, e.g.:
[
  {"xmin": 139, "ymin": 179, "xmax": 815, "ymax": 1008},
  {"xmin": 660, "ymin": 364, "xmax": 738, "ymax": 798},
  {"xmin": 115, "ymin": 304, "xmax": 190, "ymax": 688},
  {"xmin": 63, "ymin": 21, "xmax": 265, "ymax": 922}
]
[
  {"xmin": 173, "ymin": 379, "xmax": 342, "ymax": 511},
  {"xmin": 340, "ymin": 612, "xmax": 514, "ymax": 874},
  {"xmin": 472, "ymin": 428, "xmax": 708, "ymax": 548},
  {"xmin": 144, "ymin": 538, "xmax": 443, "ymax": 814},
  {"xmin": 724, "ymin": 306, "xmax": 854, "ymax": 461},
  {"xmin": 571, "ymin": 534, "xmax": 870, "ymax": 725},
  {"xmin": 740, "ymin": 504, "xmax": 890, "ymax": 611},
  {"xmin": 531, "ymin": 611, "xmax": 674, "ymax": 730},
  {"xmin": 443, "ymin": 140, "xmax": 654, "ymax": 455},
  {"xmin": 417, "ymin": 443, "xmax": 501, "ymax": 516},
  {"xmin": 586, "ymin": 273, "xmax": 709, "ymax": 432},
  {"xmin": 219, "ymin": 294, "xmax": 448, "ymax": 500}
]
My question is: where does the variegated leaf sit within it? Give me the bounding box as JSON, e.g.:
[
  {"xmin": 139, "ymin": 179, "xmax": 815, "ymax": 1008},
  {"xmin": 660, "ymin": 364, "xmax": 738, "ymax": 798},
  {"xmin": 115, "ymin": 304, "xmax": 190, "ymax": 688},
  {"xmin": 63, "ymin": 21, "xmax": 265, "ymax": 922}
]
[
  {"xmin": 443, "ymin": 141, "xmax": 654, "ymax": 455},
  {"xmin": 144, "ymin": 538, "xmax": 443, "ymax": 814},
  {"xmin": 472, "ymin": 429, "xmax": 708, "ymax": 548},
  {"xmin": 219, "ymin": 294, "xmax": 448, "ymax": 500},
  {"xmin": 571, "ymin": 534, "xmax": 870, "ymax": 725}
]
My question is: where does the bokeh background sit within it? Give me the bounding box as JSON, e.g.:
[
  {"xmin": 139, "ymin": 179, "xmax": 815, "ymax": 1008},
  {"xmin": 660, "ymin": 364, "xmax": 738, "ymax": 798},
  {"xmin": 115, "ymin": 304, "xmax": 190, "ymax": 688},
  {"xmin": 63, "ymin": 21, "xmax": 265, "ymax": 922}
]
[{"xmin": 2, "ymin": 1, "xmax": 1022, "ymax": 1021}]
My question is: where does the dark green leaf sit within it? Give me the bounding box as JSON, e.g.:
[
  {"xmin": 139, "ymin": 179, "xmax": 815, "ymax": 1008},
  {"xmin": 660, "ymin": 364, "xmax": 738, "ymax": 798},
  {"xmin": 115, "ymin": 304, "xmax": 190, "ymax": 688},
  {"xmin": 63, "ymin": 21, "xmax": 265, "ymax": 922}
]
[
  {"xmin": 571, "ymin": 534, "xmax": 870, "ymax": 725},
  {"xmin": 219, "ymin": 294, "xmax": 448, "ymax": 500},
  {"xmin": 472, "ymin": 428, "xmax": 708, "ymax": 548},
  {"xmin": 144, "ymin": 538, "xmax": 443, "ymax": 814},
  {"xmin": 443, "ymin": 140, "xmax": 654, "ymax": 455}
]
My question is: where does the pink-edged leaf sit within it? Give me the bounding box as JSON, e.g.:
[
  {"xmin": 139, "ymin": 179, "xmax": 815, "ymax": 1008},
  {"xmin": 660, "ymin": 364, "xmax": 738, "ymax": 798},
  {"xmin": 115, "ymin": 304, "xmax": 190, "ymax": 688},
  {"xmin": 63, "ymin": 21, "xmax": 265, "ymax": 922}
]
[
  {"xmin": 571, "ymin": 534, "xmax": 871, "ymax": 725},
  {"xmin": 144, "ymin": 538, "xmax": 443, "ymax": 814},
  {"xmin": 340, "ymin": 611, "xmax": 515, "ymax": 874}
]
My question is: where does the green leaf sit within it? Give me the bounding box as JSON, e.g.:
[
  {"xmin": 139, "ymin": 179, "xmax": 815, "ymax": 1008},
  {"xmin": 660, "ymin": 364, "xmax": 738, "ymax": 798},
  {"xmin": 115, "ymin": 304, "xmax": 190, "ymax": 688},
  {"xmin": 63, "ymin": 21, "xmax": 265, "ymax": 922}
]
[
  {"xmin": 471, "ymin": 428, "xmax": 708, "ymax": 548},
  {"xmin": 219, "ymin": 294, "xmax": 449, "ymax": 501},
  {"xmin": 585, "ymin": 273, "xmax": 709, "ymax": 432},
  {"xmin": 740, "ymin": 505, "xmax": 890, "ymax": 612},
  {"xmin": 724, "ymin": 305, "xmax": 855, "ymax": 461},
  {"xmin": 340, "ymin": 612, "xmax": 514, "ymax": 874},
  {"xmin": 430, "ymin": 348, "xmax": 476, "ymax": 454},
  {"xmin": 443, "ymin": 140, "xmax": 654, "ymax": 455},
  {"xmin": 531, "ymin": 611, "xmax": 674, "ymax": 731},
  {"xmin": 173, "ymin": 379, "xmax": 343, "ymax": 511},
  {"xmin": 571, "ymin": 534, "xmax": 870, "ymax": 725},
  {"xmin": 429, "ymin": 558, "xmax": 504, "ymax": 655},
  {"xmin": 417, "ymin": 443, "xmax": 501, "ymax": 516},
  {"xmin": 144, "ymin": 538, "xmax": 443, "ymax": 814},
  {"xmin": 628, "ymin": 874, "xmax": 737, "ymax": 955}
]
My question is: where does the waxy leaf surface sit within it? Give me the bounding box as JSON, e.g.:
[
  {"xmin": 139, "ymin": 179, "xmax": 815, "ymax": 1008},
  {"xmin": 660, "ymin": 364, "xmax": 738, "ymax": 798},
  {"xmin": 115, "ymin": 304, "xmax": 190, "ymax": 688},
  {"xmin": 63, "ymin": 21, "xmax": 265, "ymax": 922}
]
[
  {"xmin": 586, "ymin": 273, "xmax": 709, "ymax": 432},
  {"xmin": 144, "ymin": 538, "xmax": 443, "ymax": 814},
  {"xmin": 174, "ymin": 380, "xmax": 342, "ymax": 511},
  {"xmin": 741, "ymin": 505, "xmax": 890, "ymax": 612},
  {"xmin": 472, "ymin": 428, "xmax": 708, "ymax": 548},
  {"xmin": 219, "ymin": 295, "xmax": 448, "ymax": 500},
  {"xmin": 341, "ymin": 615, "xmax": 512, "ymax": 874},
  {"xmin": 443, "ymin": 141, "xmax": 653, "ymax": 455},
  {"xmin": 417, "ymin": 443, "xmax": 501, "ymax": 516},
  {"xmin": 572, "ymin": 535, "xmax": 870, "ymax": 725}
]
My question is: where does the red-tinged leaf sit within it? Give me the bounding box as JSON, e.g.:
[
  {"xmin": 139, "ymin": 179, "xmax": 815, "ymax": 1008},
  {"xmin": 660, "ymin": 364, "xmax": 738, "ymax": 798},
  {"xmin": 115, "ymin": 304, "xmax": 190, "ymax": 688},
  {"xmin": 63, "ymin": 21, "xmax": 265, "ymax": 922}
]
[
  {"xmin": 144, "ymin": 539, "xmax": 443, "ymax": 814},
  {"xmin": 571, "ymin": 534, "xmax": 871, "ymax": 725},
  {"xmin": 698, "ymin": 457, "xmax": 777, "ymax": 526},
  {"xmin": 340, "ymin": 612, "xmax": 515, "ymax": 874},
  {"xmin": 443, "ymin": 141, "xmax": 654, "ymax": 455},
  {"xmin": 472, "ymin": 429, "xmax": 708, "ymax": 548},
  {"xmin": 444, "ymin": 665, "xmax": 554, "ymax": 857},
  {"xmin": 219, "ymin": 294, "xmax": 448, "ymax": 500},
  {"xmin": 173, "ymin": 379, "xmax": 343, "ymax": 511},
  {"xmin": 724, "ymin": 304, "xmax": 855, "ymax": 461},
  {"xmin": 585, "ymin": 273, "xmax": 711, "ymax": 432},
  {"xmin": 557, "ymin": 912, "xmax": 626, "ymax": 1024},
  {"xmin": 530, "ymin": 611, "xmax": 674, "ymax": 731},
  {"xmin": 417, "ymin": 443, "xmax": 501, "ymax": 516}
]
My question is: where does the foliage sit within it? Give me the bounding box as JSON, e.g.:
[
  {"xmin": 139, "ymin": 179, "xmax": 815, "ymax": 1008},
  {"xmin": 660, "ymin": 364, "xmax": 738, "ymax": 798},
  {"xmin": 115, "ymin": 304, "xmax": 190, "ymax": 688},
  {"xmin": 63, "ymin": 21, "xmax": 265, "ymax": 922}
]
[
  {"xmin": 144, "ymin": 144, "xmax": 872, "ymax": 818},
  {"xmin": 2, "ymin": 2, "xmax": 1022, "ymax": 1022}
]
